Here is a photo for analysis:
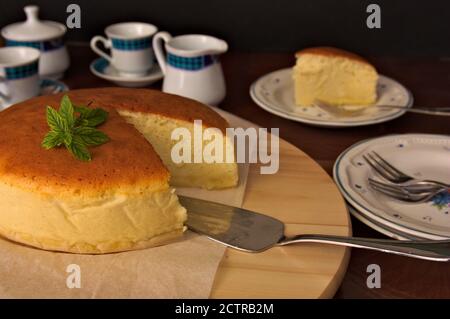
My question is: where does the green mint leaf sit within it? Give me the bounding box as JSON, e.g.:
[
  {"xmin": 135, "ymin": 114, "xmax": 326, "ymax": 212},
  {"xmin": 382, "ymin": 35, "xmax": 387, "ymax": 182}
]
[
  {"xmin": 74, "ymin": 105, "xmax": 108, "ymax": 127},
  {"xmin": 62, "ymin": 130, "xmax": 73, "ymax": 146},
  {"xmin": 59, "ymin": 95, "xmax": 74, "ymax": 127},
  {"xmin": 74, "ymin": 105, "xmax": 90, "ymax": 126},
  {"xmin": 73, "ymin": 126, "xmax": 110, "ymax": 146},
  {"xmin": 66, "ymin": 135, "xmax": 91, "ymax": 161},
  {"xmin": 46, "ymin": 106, "xmax": 67, "ymax": 132},
  {"xmin": 74, "ymin": 105, "xmax": 91, "ymax": 117},
  {"xmin": 42, "ymin": 96, "xmax": 110, "ymax": 161},
  {"xmin": 83, "ymin": 108, "xmax": 109, "ymax": 127},
  {"xmin": 41, "ymin": 131, "xmax": 64, "ymax": 149}
]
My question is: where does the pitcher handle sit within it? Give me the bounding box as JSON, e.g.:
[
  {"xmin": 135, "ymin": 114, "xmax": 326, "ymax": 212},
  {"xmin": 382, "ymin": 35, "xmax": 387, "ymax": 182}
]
[
  {"xmin": 90, "ymin": 36, "xmax": 113, "ymax": 62},
  {"xmin": 0, "ymin": 76, "xmax": 10, "ymax": 102},
  {"xmin": 152, "ymin": 31, "xmax": 172, "ymax": 75}
]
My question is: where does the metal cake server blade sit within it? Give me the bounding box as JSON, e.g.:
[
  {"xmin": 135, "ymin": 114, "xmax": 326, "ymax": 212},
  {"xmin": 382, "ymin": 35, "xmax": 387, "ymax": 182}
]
[
  {"xmin": 180, "ymin": 195, "xmax": 284, "ymax": 252},
  {"xmin": 179, "ymin": 196, "xmax": 450, "ymax": 262}
]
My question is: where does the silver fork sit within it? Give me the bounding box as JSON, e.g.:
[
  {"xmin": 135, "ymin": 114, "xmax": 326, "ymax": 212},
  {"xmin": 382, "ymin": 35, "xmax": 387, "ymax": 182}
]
[
  {"xmin": 314, "ymin": 100, "xmax": 450, "ymax": 116},
  {"xmin": 368, "ymin": 178, "xmax": 445, "ymax": 203},
  {"xmin": 363, "ymin": 151, "xmax": 450, "ymax": 189}
]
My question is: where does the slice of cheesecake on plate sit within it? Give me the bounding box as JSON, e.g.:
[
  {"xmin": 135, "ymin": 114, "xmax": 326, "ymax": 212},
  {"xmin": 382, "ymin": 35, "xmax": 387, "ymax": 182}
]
[{"xmin": 293, "ymin": 47, "xmax": 378, "ymax": 106}]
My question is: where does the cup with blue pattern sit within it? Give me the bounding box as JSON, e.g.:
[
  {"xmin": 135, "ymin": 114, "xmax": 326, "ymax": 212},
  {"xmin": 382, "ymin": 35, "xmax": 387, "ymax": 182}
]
[
  {"xmin": 0, "ymin": 47, "xmax": 40, "ymax": 106},
  {"xmin": 90, "ymin": 22, "xmax": 158, "ymax": 77}
]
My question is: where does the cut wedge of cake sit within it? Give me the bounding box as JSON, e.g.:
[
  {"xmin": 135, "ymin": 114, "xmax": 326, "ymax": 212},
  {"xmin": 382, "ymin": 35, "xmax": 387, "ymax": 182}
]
[{"xmin": 293, "ymin": 47, "xmax": 378, "ymax": 106}]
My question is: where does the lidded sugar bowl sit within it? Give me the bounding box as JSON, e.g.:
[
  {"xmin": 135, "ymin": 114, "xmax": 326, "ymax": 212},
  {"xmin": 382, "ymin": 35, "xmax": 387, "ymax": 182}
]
[{"xmin": 1, "ymin": 5, "xmax": 70, "ymax": 79}]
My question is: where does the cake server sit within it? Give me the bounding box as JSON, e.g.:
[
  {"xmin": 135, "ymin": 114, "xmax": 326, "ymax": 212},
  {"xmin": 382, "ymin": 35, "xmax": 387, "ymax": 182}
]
[{"xmin": 179, "ymin": 196, "xmax": 450, "ymax": 262}]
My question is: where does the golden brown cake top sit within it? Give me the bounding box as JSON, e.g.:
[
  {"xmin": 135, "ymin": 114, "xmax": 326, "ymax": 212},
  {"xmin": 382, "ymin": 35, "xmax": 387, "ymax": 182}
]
[
  {"xmin": 0, "ymin": 88, "xmax": 232, "ymax": 196},
  {"xmin": 67, "ymin": 87, "xmax": 228, "ymax": 131},
  {"xmin": 295, "ymin": 47, "xmax": 372, "ymax": 65},
  {"xmin": 0, "ymin": 90, "xmax": 169, "ymax": 196},
  {"xmin": 0, "ymin": 88, "xmax": 233, "ymax": 196}
]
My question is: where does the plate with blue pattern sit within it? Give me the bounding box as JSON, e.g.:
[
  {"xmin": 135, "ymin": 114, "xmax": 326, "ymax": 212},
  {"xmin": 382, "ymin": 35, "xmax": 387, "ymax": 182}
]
[
  {"xmin": 0, "ymin": 78, "xmax": 68, "ymax": 110},
  {"xmin": 90, "ymin": 58, "xmax": 163, "ymax": 88},
  {"xmin": 334, "ymin": 134, "xmax": 450, "ymax": 239},
  {"xmin": 250, "ymin": 68, "xmax": 413, "ymax": 127}
]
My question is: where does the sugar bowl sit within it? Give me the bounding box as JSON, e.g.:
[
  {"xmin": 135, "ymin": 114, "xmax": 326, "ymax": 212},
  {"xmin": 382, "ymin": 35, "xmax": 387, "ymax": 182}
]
[{"xmin": 1, "ymin": 5, "xmax": 70, "ymax": 79}]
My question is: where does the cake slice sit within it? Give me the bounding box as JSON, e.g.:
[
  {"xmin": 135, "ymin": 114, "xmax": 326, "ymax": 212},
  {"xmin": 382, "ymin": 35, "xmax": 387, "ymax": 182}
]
[
  {"xmin": 65, "ymin": 88, "xmax": 238, "ymax": 190},
  {"xmin": 293, "ymin": 47, "xmax": 378, "ymax": 106}
]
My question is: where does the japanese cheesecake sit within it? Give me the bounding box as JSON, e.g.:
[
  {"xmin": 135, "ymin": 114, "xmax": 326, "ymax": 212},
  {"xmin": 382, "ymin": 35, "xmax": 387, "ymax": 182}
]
[
  {"xmin": 293, "ymin": 47, "xmax": 378, "ymax": 106},
  {"xmin": 0, "ymin": 88, "xmax": 238, "ymax": 254}
]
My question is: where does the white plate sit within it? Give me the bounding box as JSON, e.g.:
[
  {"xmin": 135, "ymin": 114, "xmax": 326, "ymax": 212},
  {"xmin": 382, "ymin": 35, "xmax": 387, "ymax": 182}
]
[
  {"xmin": 334, "ymin": 134, "xmax": 450, "ymax": 239},
  {"xmin": 90, "ymin": 58, "xmax": 163, "ymax": 88},
  {"xmin": 0, "ymin": 78, "xmax": 69, "ymax": 110},
  {"xmin": 250, "ymin": 68, "xmax": 413, "ymax": 127}
]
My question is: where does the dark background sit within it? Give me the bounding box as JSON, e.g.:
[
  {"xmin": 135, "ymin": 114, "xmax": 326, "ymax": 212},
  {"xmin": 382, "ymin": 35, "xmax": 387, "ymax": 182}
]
[{"xmin": 1, "ymin": 0, "xmax": 449, "ymax": 57}]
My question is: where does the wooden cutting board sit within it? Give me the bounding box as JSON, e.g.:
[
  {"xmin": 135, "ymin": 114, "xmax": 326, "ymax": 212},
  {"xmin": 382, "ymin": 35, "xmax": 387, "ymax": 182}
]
[{"xmin": 211, "ymin": 111, "xmax": 351, "ymax": 298}]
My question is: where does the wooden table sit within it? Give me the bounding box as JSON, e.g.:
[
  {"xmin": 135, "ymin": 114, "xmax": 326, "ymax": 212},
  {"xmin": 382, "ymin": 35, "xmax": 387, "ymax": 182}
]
[{"xmin": 65, "ymin": 44, "xmax": 450, "ymax": 298}]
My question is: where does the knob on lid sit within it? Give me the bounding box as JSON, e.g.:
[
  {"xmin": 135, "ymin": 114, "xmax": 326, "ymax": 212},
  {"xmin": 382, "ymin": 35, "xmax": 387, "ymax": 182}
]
[{"xmin": 1, "ymin": 5, "xmax": 66, "ymax": 42}]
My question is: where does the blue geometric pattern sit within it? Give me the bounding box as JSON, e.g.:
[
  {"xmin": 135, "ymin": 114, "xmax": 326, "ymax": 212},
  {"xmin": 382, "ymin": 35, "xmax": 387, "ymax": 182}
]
[
  {"xmin": 6, "ymin": 37, "xmax": 64, "ymax": 52},
  {"xmin": 5, "ymin": 61, "xmax": 38, "ymax": 80},
  {"xmin": 111, "ymin": 38, "xmax": 152, "ymax": 51},
  {"xmin": 167, "ymin": 53, "xmax": 217, "ymax": 71}
]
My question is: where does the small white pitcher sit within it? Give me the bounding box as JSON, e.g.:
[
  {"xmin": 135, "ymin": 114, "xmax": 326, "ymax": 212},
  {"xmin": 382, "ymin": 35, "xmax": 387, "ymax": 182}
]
[{"xmin": 153, "ymin": 33, "xmax": 228, "ymax": 105}]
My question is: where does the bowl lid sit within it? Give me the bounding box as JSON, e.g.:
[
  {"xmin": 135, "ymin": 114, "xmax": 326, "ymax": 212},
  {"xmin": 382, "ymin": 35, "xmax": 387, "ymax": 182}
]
[{"xmin": 1, "ymin": 5, "xmax": 66, "ymax": 41}]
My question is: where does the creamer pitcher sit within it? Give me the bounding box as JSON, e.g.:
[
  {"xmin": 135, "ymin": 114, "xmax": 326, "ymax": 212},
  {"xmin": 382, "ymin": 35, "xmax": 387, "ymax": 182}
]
[{"xmin": 153, "ymin": 33, "xmax": 227, "ymax": 105}]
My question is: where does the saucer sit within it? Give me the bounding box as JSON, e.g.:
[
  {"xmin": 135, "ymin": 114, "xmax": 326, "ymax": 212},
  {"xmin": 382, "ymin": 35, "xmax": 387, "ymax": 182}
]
[
  {"xmin": 250, "ymin": 68, "xmax": 413, "ymax": 128},
  {"xmin": 0, "ymin": 78, "xmax": 68, "ymax": 110},
  {"xmin": 90, "ymin": 58, "xmax": 163, "ymax": 88}
]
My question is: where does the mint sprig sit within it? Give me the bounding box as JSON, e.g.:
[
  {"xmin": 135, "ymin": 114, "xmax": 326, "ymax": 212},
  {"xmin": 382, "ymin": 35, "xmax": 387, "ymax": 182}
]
[{"xmin": 41, "ymin": 95, "xmax": 110, "ymax": 161}]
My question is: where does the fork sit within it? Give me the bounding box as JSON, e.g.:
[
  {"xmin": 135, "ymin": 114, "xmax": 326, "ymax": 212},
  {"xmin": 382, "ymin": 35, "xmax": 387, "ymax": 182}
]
[
  {"xmin": 368, "ymin": 178, "xmax": 446, "ymax": 203},
  {"xmin": 363, "ymin": 151, "xmax": 450, "ymax": 189},
  {"xmin": 314, "ymin": 100, "xmax": 450, "ymax": 117}
]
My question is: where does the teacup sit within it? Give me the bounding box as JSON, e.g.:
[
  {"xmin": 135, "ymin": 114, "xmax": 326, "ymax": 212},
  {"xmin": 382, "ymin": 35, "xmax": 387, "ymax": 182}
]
[
  {"xmin": 90, "ymin": 22, "xmax": 158, "ymax": 77},
  {"xmin": 0, "ymin": 47, "xmax": 40, "ymax": 106}
]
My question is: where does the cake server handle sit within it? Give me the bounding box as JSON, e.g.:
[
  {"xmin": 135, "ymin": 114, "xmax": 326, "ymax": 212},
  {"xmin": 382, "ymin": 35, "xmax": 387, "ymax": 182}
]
[{"xmin": 278, "ymin": 234, "xmax": 450, "ymax": 262}]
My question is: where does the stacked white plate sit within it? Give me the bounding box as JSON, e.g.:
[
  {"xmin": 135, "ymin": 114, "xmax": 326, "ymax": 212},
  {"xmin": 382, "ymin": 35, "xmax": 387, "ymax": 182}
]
[{"xmin": 333, "ymin": 134, "xmax": 450, "ymax": 240}]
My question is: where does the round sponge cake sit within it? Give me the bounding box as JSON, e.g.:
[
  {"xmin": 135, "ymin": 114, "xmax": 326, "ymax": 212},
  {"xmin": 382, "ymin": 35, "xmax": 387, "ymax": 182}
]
[{"xmin": 0, "ymin": 88, "xmax": 237, "ymax": 253}]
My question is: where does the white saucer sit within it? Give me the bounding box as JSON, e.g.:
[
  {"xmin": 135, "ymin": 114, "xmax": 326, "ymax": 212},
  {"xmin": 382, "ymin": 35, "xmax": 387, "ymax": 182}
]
[
  {"xmin": 0, "ymin": 78, "xmax": 69, "ymax": 110},
  {"xmin": 90, "ymin": 58, "xmax": 163, "ymax": 88},
  {"xmin": 334, "ymin": 134, "xmax": 450, "ymax": 239},
  {"xmin": 250, "ymin": 68, "xmax": 413, "ymax": 128}
]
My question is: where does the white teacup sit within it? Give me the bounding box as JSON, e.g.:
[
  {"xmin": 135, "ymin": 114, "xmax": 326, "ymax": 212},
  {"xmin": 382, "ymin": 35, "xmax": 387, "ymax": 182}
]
[
  {"xmin": 90, "ymin": 22, "xmax": 158, "ymax": 77},
  {"xmin": 0, "ymin": 47, "xmax": 40, "ymax": 106}
]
